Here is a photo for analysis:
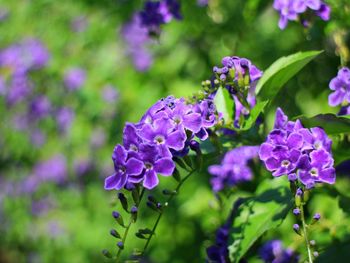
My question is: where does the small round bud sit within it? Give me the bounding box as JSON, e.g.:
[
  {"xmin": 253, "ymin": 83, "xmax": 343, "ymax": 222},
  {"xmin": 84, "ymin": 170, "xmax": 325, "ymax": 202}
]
[
  {"xmin": 293, "ymin": 208, "xmax": 300, "ymax": 216},
  {"xmin": 288, "ymin": 173, "xmax": 297, "ymax": 181},
  {"xmin": 293, "ymin": 224, "xmax": 301, "ymax": 235},
  {"xmin": 110, "ymin": 229, "xmax": 120, "ymax": 239},
  {"xmin": 156, "ymin": 202, "xmax": 162, "ymax": 209},
  {"xmin": 220, "ymin": 74, "xmax": 226, "ymax": 81},
  {"xmin": 131, "ymin": 206, "xmax": 138, "ymax": 214},
  {"xmin": 117, "ymin": 241, "xmax": 124, "ymax": 249},
  {"xmin": 189, "ymin": 140, "xmax": 200, "ymax": 151},
  {"xmin": 310, "ymin": 240, "xmax": 316, "ymax": 246},
  {"xmin": 102, "ymin": 249, "xmax": 113, "ymax": 258},
  {"xmin": 313, "ymin": 213, "xmax": 321, "ymax": 221},
  {"xmin": 313, "ymin": 251, "xmax": 319, "ymax": 258},
  {"xmin": 296, "ymin": 188, "xmax": 303, "ymax": 196},
  {"xmin": 112, "ymin": 211, "xmax": 120, "ymax": 219}
]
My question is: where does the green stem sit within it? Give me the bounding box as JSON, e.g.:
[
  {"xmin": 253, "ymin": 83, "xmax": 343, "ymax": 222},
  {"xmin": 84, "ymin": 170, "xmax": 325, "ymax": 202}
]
[
  {"xmin": 300, "ymin": 204, "xmax": 313, "ymax": 263},
  {"xmin": 141, "ymin": 169, "xmax": 196, "ymax": 255},
  {"xmin": 116, "ymin": 188, "xmax": 146, "ymax": 262}
]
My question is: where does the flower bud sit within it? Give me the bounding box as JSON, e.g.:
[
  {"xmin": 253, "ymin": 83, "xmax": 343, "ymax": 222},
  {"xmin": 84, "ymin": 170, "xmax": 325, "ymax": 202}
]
[
  {"xmin": 110, "ymin": 229, "xmax": 121, "ymax": 239},
  {"xmin": 132, "ymin": 187, "xmax": 140, "ymax": 205},
  {"xmin": 131, "ymin": 206, "xmax": 138, "ymax": 222},
  {"xmin": 288, "ymin": 173, "xmax": 297, "ymax": 182},
  {"xmin": 117, "ymin": 241, "xmax": 124, "ymax": 249},
  {"xmin": 313, "ymin": 251, "xmax": 319, "ymax": 258},
  {"xmin": 112, "ymin": 211, "xmax": 125, "ymax": 227},
  {"xmin": 146, "ymin": 201, "xmax": 160, "ymax": 213},
  {"xmin": 310, "ymin": 240, "xmax": 316, "ymax": 246},
  {"xmin": 102, "ymin": 249, "xmax": 113, "ymax": 258},
  {"xmin": 118, "ymin": 192, "xmax": 129, "ymax": 212},
  {"xmin": 293, "ymin": 224, "xmax": 301, "ymax": 235},
  {"xmin": 162, "ymin": 189, "xmax": 177, "ymax": 195},
  {"xmin": 293, "ymin": 208, "xmax": 300, "ymax": 216},
  {"xmin": 311, "ymin": 213, "xmax": 321, "ymax": 224}
]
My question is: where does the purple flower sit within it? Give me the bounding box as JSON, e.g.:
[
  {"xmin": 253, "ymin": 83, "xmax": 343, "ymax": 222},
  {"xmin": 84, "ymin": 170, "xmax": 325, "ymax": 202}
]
[
  {"xmin": 139, "ymin": 0, "xmax": 181, "ymax": 34},
  {"xmin": 273, "ymin": 0, "xmax": 330, "ymax": 30},
  {"xmin": 259, "ymin": 240, "xmax": 299, "ymax": 263},
  {"xmin": 29, "ymin": 96, "xmax": 51, "ymax": 120},
  {"xmin": 31, "ymin": 129, "xmax": 46, "ymax": 147},
  {"xmin": 104, "ymin": 145, "xmax": 144, "ymax": 190},
  {"xmin": 56, "ymin": 107, "xmax": 74, "ymax": 133},
  {"xmin": 209, "ymin": 146, "xmax": 259, "ymax": 192},
  {"xmin": 298, "ymin": 150, "xmax": 335, "ymax": 187},
  {"xmin": 34, "ymin": 155, "xmax": 67, "ymax": 184},
  {"xmin": 259, "ymin": 108, "xmax": 335, "ymax": 187},
  {"xmin": 64, "ymin": 67, "xmax": 86, "ymax": 91},
  {"xmin": 131, "ymin": 143, "xmax": 175, "ymax": 189},
  {"xmin": 273, "ymin": 0, "xmax": 299, "ymax": 29},
  {"xmin": 121, "ymin": 15, "xmax": 153, "ymax": 71},
  {"xmin": 102, "ymin": 84, "xmax": 119, "ymax": 103},
  {"xmin": 197, "ymin": 0, "xmax": 208, "ymax": 6},
  {"xmin": 71, "ymin": 15, "xmax": 88, "ymax": 32},
  {"xmin": 140, "ymin": 117, "xmax": 186, "ymax": 157},
  {"xmin": 328, "ymin": 67, "xmax": 350, "ymax": 107}
]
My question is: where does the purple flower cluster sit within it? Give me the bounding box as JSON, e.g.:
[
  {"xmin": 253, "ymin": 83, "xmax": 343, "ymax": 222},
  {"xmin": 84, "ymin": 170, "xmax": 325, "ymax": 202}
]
[
  {"xmin": 121, "ymin": 0, "xmax": 181, "ymax": 71},
  {"xmin": 21, "ymin": 155, "xmax": 67, "ymax": 194},
  {"xmin": 213, "ymin": 56, "xmax": 263, "ymax": 127},
  {"xmin": 104, "ymin": 96, "xmax": 218, "ymax": 190},
  {"xmin": 328, "ymin": 67, "xmax": 350, "ymax": 109},
  {"xmin": 121, "ymin": 15, "xmax": 154, "ymax": 72},
  {"xmin": 208, "ymin": 146, "xmax": 260, "ymax": 192},
  {"xmin": 259, "ymin": 108, "xmax": 335, "ymax": 188},
  {"xmin": 273, "ymin": 0, "xmax": 331, "ymax": 29},
  {"xmin": 140, "ymin": 0, "xmax": 182, "ymax": 35},
  {"xmin": 0, "ymin": 38, "xmax": 50, "ymax": 106},
  {"xmin": 259, "ymin": 240, "xmax": 299, "ymax": 263}
]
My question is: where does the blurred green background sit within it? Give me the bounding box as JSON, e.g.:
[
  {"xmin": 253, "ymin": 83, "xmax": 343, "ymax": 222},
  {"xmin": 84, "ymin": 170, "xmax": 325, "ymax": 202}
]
[{"xmin": 0, "ymin": 0, "xmax": 349, "ymax": 262}]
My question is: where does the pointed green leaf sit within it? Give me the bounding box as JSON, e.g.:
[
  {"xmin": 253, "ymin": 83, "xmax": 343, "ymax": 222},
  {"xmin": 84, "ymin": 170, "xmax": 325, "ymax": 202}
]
[
  {"xmin": 240, "ymin": 100, "xmax": 269, "ymax": 131},
  {"xmin": 214, "ymin": 86, "xmax": 234, "ymax": 124},
  {"xmin": 228, "ymin": 179, "xmax": 292, "ymax": 263},
  {"xmin": 256, "ymin": 50, "xmax": 322, "ymax": 101}
]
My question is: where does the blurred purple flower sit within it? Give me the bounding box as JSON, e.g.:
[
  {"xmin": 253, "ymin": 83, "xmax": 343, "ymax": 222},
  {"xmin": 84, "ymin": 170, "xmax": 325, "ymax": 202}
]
[
  {"xmin": 259, "ymin": 240, "xmax": 299, "ymax": 263},
  {"xmin": 56, "ymin": 107, "xmax": 75, "ymax": 133},
  {"xmin": 74, "ymin": 159, "xmax": 93, "ymax": 177},
  {"xmin": 197, "ymin": 0, "xmax": 208, "ymax": 6},
  {"xmin": 209, "ymin": 146, "xmax": 259, "ymax": 192},
  {"xmin": 90, "ymin": 128, "xmax": 106, "ymax": 148},
  {"xmin": 273, "ymin": 0, "xmax": 330, "ymax": 30},
  {"xmin": 71, "ymin": 15, "xmax": 88, "ymax": 32},
  {"xmin": 34, "ymin": 155, "xmax": 67, "ymax": 184},
  {"xmin": 102, "ymin": 84, "xmax": 119, "ymax": 103},
  {"xmin": 328, "ymin": 67, "xmax": 350, "ymax": 107},
  {"xmin": 121, "ymin": 15, "xmax": 153, "ymax": 71},
  {"xmin": 64, "ymin": 67, "xmax": 86, "ymax": 91},
  {"xmin": 30, "ymin": 129, "xmax": 46, "ymax": 147},
  {"xmin": 29, "ymin": 96, "xmax": 51, "ymax": 120}
]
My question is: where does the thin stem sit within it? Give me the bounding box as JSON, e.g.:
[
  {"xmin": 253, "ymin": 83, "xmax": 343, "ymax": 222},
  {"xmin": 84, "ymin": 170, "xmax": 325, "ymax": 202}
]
[
  {"xmin": 141, "ymin": 169, "xmax": 196, "ymax": 255},
  {"xmin": 300, "ymin": 204, "xmax": 313, "ymax": 263},
  {"xmin": 116, "ymin": 188, "xmax": 146, "ymax": 262}
]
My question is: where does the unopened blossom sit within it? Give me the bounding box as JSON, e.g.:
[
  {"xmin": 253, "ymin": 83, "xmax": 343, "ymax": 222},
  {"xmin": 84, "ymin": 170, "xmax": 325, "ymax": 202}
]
[
  {"xmin": 328, "ymin": 67, "xmax": 350, "ymax": 107},
  {"xmin": 209, "ymin": 146, "xmax": 259, "ymax": 192}
]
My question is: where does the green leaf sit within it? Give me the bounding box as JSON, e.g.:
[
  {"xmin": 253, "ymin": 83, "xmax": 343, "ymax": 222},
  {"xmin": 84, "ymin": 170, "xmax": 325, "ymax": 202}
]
[
  {"xmin": 256, "ymin": 50, "xmax": 322, "ymax": 101},
  {"xmin": 300, "ymin": 114, "xmax": 350, "ymax": 135},
  {"xmin": 214, "ymin": 86, "xmax": 234, "ymax": 124},
  {"xmin": 240, "ymin": 100, "xmax": 269, "ymax": 131},
  {"xmin": 228, "ymin": 179, "xmax": 292, "ymax": 263}
]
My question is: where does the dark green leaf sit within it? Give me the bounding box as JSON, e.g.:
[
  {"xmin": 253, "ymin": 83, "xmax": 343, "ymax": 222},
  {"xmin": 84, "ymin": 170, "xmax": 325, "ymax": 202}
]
[
  {"xmin": 256, "ymin": 50, "xmax": 322, "ymax": 101},
  {"xmin": 228, "ymin": 179, "xmax": 292, "ymax": 263},
  {"xmin": 300, "ymin": 114, "xmax": 350, "ymax": 135},
  {"xmin": 214, "ymin": 86, "xmax": 234, "ymax": 124}
]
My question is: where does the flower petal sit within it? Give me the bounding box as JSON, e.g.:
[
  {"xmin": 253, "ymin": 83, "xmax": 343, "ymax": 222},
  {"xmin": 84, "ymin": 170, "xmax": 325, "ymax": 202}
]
[
  {"xmin": 154, "ymin": 158, "xmax": 175, "ymax": 176},
  {"xmin": 143, "ymin": 169, "xmax": 159, "ymax": 189}
]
